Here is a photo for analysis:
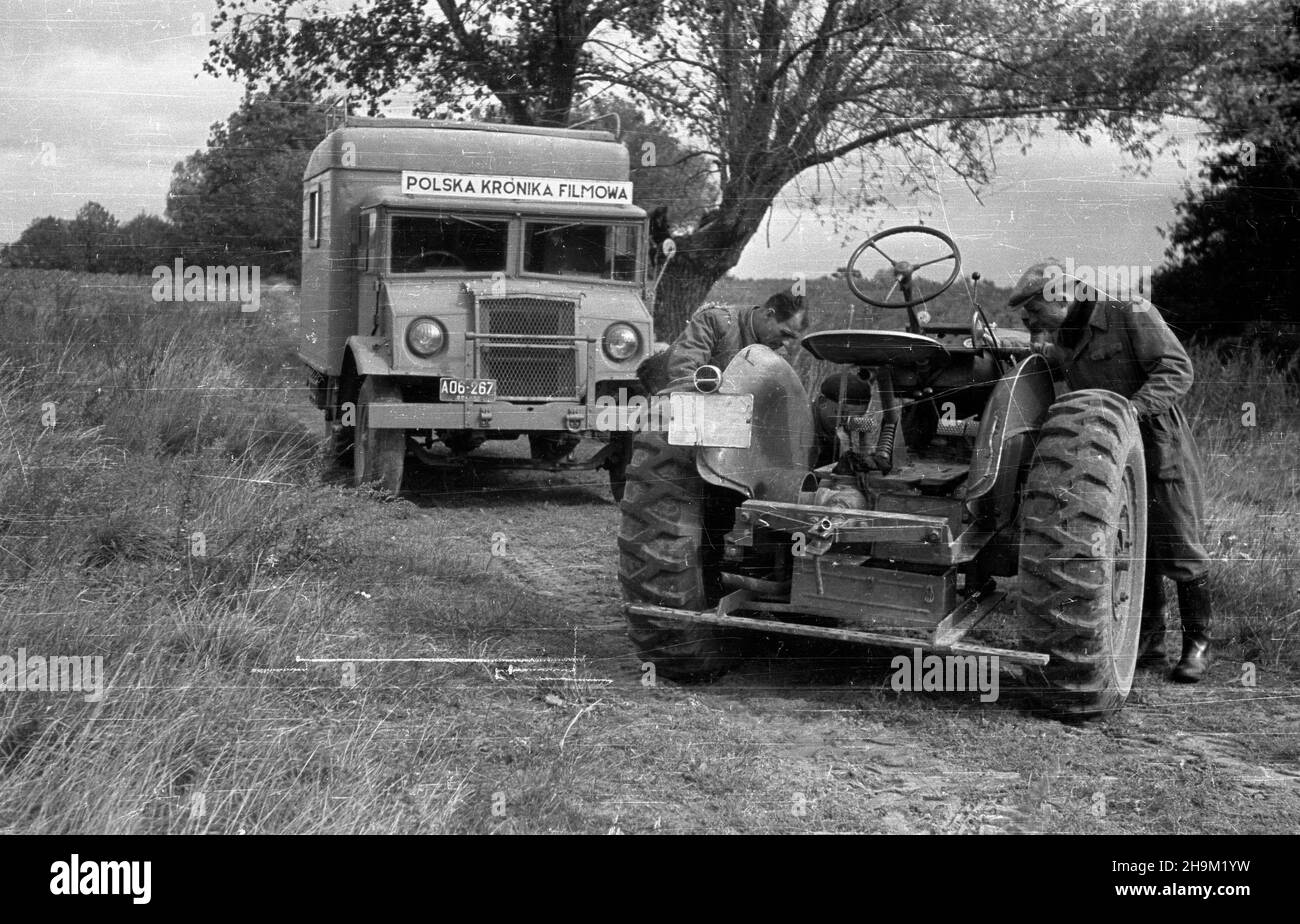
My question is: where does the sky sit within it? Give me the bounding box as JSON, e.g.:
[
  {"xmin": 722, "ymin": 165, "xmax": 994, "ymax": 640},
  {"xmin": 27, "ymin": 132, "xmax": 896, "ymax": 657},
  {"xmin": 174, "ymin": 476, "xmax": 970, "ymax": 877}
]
[{"xmin": 0, "ymin": 0, "xmax": 1217, "ymax": 291}]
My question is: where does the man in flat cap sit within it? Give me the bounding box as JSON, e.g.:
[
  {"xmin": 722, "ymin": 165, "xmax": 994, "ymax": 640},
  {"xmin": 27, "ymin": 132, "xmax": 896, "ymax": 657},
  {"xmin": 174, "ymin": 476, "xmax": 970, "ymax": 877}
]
[{"xmin": 1010, "ymin": 260, "xmax": 1213, "ymax": 682}]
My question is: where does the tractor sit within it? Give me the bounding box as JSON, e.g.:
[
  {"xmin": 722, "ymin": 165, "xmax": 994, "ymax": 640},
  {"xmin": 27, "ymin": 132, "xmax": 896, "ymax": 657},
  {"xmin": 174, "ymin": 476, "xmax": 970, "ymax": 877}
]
[{"xmin": 618, "ymin": 226, "xmax": 1148, "ymax": 719}]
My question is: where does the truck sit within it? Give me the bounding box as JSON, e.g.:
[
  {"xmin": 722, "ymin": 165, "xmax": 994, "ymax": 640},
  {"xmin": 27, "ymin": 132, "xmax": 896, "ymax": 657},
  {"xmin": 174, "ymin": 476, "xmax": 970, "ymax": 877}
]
[{"xmin": 298, "ymin": 116, "xmax": 653, "ymax": 499}]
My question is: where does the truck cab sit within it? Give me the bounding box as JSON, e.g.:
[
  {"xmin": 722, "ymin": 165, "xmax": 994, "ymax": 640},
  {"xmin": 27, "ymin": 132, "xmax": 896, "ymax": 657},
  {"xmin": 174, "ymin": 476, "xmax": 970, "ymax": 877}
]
[{"xmin": 299, "ymin": 116, "xmax": 653, "ymax": 498}]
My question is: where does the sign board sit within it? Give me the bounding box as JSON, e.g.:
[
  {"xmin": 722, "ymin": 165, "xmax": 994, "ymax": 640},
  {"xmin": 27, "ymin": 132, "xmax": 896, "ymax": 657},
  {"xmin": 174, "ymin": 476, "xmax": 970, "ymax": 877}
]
[
  {"xmin": 668, "ymin": 393, "xmax": 754, "ymax": 449},
  {"xmin": 401, "ymin": 171, "xmax": 633, "ymax": 205}
]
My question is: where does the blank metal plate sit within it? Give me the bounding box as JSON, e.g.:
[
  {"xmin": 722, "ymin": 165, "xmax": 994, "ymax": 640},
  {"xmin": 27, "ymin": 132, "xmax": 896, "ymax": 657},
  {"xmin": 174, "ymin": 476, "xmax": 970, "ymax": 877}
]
[{"xmin": 668, "ymin": 393, "xmax": 754, "ymax": 448}]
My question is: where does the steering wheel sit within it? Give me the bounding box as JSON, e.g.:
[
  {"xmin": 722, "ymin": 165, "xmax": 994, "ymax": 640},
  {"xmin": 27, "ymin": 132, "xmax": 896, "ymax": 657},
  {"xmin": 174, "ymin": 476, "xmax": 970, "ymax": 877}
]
[
  {"xmin": 845, "ymin": 225, "xmax": 962, "ymax": 309},
  {"xmin": 400, "ymin": 249, "xmax": 467, "ymax": 272}
]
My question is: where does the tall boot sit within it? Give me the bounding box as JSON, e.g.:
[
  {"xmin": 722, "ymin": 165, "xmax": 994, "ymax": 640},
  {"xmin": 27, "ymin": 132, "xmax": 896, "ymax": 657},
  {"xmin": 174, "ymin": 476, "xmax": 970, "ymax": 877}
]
[
  {"xmin": 1135, "ymin": 568, "xmax": 1168, "ymax": 669},
  {"xmin": 1171, "ymin": 575, "xmax": 1213, "ymax": 683}
]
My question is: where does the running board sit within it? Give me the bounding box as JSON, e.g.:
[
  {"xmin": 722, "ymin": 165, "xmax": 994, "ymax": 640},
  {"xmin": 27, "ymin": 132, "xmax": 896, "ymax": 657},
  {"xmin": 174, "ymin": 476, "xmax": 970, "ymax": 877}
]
[{"xmin": 624, "ymin": 592, "xmax": 1049, "ymax": 667}]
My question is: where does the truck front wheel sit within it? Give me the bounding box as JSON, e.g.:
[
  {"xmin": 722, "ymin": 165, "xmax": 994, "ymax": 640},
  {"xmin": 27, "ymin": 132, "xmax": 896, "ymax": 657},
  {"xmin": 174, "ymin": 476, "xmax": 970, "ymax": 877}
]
[
  {"xmin": 354, "ymin": 377, "xmax": 406, "ymax": 494},
  {"xmin": 605, "ymin": 432, "xmax": 633, "ymax": 503}
]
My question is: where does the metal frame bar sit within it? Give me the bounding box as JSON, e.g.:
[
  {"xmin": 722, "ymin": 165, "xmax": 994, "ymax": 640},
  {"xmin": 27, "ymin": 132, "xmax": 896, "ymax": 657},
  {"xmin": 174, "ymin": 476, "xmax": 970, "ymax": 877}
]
[{"xmin": 625, "ymin": 588, "xmax": 1048, "ymax": 667}]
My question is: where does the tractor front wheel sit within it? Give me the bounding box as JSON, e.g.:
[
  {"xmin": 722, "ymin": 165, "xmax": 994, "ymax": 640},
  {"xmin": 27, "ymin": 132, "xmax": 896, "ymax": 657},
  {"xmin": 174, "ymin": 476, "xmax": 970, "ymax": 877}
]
[
  {"xmin": 617, "ymin": 429, "xmax": 742, "ymax": 682},
  {"xmin": 1017, "ymin": 389, "xmax": 1147, "ymax": 719}
]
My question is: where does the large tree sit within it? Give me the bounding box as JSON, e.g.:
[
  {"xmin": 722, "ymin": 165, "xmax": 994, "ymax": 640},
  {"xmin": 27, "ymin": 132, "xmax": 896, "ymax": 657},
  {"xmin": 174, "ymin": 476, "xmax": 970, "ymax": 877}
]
[
  {"xmin": 1153, "ymin": 0, "xmax": 1300, "ymax": 342},
  {"xmin": 167, "ymin": 80, "xmax": 332, "ymax": 278},
  {"xmin": 207, "ymin": 0, "xmax": 1239, "ymax": 334},
  {"xmin": 207, "ymin": 0, "xmax": 666, "ymax": 124}
]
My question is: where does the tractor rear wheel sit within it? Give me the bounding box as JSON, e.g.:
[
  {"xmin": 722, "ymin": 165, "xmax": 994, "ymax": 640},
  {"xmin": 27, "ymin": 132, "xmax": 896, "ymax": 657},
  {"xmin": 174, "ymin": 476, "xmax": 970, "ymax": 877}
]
[
  {"xmin": 1017, "ymin": 389, "xmax": 1147, "ymax": 719},
  {"xmin": 617, "ymin": 429, "xmax": 742, "ymax": 682}
]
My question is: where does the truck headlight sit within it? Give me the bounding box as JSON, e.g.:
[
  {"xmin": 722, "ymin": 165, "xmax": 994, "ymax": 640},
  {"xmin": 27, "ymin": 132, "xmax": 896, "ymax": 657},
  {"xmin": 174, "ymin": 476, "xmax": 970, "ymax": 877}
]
[
  {"xmin": 406, "ymin": 317, "xmax": 446, "ymax": 357},
  {"xmin": 603, "ymin": 323, "xmax": 640, "ymax": 361}
]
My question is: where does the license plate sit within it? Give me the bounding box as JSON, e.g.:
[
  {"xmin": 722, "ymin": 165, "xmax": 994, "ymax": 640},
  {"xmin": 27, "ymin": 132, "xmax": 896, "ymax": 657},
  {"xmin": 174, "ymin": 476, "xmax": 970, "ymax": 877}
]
[
  {"xmin": 668, "ymin": 393, "xmax": 753, "ymax": 448},
  {"xmin": 439, "ymin": 378, "xmax": 497, "ymax": 402}
]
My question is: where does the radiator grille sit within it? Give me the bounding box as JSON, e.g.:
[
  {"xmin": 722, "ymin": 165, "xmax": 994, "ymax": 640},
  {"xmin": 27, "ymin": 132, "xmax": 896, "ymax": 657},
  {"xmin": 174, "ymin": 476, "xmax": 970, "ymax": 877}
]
[
  {"xmin": 481, "ymin": 297, "xmax": 575, "ymax": 337},
  {"xmin": 477, "ymin": 296, "xmax": 580, "ymax": 400},
  {"xmin": 480, "ymin": 346, "xmax": 578, "ymax": 400}
]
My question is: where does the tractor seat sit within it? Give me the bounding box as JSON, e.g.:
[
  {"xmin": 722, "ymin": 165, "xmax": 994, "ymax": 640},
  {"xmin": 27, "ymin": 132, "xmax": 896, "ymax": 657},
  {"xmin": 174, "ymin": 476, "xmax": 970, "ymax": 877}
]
[{"xmin": 802, "ymin": 330, "xmax": 949, "ymax": 369}]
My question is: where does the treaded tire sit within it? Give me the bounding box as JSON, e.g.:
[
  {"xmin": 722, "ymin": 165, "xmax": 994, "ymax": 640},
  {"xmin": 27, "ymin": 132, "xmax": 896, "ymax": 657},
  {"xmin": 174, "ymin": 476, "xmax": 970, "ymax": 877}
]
[
  {"xmin": 354, "ymin": 377, "xmax": 406, "ymax": 494},
  {"xmin": 617, "ymin": 428, "xmax": 741, "ymax": 681},
  {"xmin": 1018, "ymin": 389, "xmax": 1147, "ymax": 719}
]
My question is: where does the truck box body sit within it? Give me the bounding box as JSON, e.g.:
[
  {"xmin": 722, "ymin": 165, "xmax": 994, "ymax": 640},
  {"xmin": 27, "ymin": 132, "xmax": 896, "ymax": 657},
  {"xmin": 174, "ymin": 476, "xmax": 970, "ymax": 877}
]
[{"xmin": 299, "ymin": 117, "xmax": 652, "ymax": 446}]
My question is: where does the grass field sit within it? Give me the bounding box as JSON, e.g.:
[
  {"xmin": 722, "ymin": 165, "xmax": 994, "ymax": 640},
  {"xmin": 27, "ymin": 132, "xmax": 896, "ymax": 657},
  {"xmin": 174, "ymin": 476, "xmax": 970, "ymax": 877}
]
[{"xmin": 0, "ymin": 267, "xmax": 1295, "ymax": 833}]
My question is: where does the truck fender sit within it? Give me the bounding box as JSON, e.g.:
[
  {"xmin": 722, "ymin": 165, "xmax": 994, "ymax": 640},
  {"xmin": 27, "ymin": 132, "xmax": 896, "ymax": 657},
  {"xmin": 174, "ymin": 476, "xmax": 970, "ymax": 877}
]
[
  {"xmin": 964, "ymin": 352, "xmax": 1054, "ymax": 528},
  {"xmin": 345, "ymin": 336, "xmax": 395, "ymax": 379}
]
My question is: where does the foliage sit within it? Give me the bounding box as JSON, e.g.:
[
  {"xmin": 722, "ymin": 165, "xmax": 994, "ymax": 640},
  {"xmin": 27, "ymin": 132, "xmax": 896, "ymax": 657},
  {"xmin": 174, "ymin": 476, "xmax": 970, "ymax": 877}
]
[
  {"xmin": 2, "ymin": 204, "xmax": 171, "ymax": 275},
  {"xmin": 571, "ymin": 98, "xmax": 719, "ymax": 231},
  {"xmin": 206, "ymin": 0, "xmax": 667, "ymax": 126},
  {"xmin": 206, "ymin": 0, "xmax": 1243, "ymax": 336},
  {"xmin": 166, "ymin": 80, "xmax": 331, "ymax": 279},
  {"xmin": 1153, "ymin": 0, "xmax": 1300, "ymax": 344}
]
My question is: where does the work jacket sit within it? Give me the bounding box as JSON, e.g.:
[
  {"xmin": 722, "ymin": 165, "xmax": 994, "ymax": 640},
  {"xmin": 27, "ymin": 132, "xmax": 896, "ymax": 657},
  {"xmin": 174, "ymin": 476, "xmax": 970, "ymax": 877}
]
[
  {"xmin": 1044, "ymin": 297, "xmax": 1198, "ymax": 482},
  {"xmin": 664, "ymin": 304, "xmax": 762, "ymax": 385}
]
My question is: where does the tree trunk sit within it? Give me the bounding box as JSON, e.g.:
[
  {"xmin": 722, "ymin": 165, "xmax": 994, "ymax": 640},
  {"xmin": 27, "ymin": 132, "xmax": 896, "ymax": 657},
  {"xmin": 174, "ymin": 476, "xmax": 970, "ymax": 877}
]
[
  {"xmin": 651, "ymin": 245, "xmax": 727, "ymax": 339},
  {"xmin": 646, "ymin": 166, "xmax": 797, "ymax": 339}
]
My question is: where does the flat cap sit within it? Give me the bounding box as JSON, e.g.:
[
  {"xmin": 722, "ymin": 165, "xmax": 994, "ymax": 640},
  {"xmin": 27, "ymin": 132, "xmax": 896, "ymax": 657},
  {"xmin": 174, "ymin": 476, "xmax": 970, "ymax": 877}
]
[{"xmin": 1008, "ymin": 259, "xmax": 1065, "ymax": 307}]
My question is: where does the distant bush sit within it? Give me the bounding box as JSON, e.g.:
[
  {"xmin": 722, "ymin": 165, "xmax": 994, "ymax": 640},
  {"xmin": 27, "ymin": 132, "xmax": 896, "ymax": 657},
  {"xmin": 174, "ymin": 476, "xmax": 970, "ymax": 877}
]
[{"xmin": 1, "ymin": 203, "xmax": 179, "ymax": 276}]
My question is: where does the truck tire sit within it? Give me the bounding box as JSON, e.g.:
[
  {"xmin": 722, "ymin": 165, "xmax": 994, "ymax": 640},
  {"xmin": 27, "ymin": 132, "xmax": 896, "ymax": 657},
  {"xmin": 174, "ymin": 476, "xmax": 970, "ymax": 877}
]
[
  {"xmin": 617, "ymin": 429, "xmax": 741, "ymax": 681},
  {"xmin": 328, "ymin": 419, "xmax": 354, "ymax": 469},
  {"xmin": 1018, "ymin": 389, "xmax": 1147, "ymax": 719},
  {"xmin": 605, "ymin": 432, "xmax": 633, "ymax": 503},
  {"xmin": 354, "ymin": 377, "xmax": 406, "ymax": 494}
]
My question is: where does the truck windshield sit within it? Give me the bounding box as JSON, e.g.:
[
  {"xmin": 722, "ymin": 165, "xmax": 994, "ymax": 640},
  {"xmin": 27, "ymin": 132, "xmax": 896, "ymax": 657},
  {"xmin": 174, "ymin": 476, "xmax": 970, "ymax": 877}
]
[
  {"xmin": 391, "ymin": 215, "xmax": 508, "ymax": 274},
  {"xmin": 523, "ymin": 222, "xmax": 640, "ymax": 282}
]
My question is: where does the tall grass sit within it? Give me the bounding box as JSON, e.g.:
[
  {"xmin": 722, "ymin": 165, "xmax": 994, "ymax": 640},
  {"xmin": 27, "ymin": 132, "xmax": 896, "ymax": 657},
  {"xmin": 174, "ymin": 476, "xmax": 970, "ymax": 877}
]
[
  {"xmin": 1182, "ymin": 342, "xmax": 1300, "ymax": 663},
  {"xmin": 0, "ymin": 268, "xmax": 551, "ymax": 833}
]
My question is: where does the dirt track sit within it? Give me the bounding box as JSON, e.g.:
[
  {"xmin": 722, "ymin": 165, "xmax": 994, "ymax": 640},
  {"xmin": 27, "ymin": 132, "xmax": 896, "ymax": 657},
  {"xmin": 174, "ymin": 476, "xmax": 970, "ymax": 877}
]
[
  {"xmin": 362, "ymin": 430, "xmax": 1300, "ymax": 833},
  {"xmin": 283, "ymin": 374, "xmax": 1300, "ymax": 833}
]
